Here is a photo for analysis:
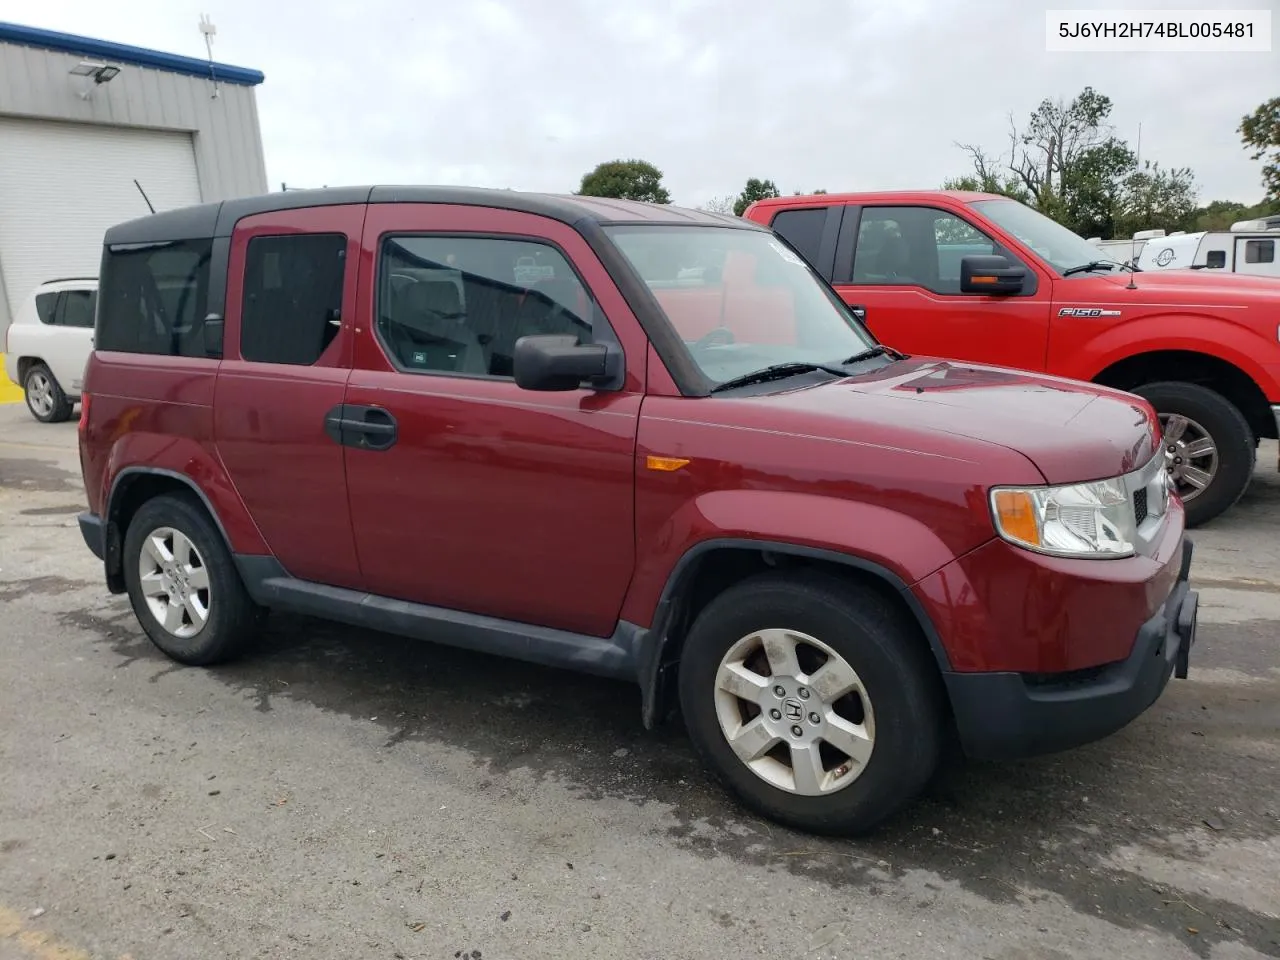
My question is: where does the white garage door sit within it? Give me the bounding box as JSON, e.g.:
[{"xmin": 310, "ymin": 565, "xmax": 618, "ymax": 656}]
[{"xmin": 0, "ymin": 117, "xmax": 202, "ymax": 318}]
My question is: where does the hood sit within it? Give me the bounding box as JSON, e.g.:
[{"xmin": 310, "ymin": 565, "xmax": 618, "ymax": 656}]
[
  {"xmin": 762, "ymin": 357, "xmax": 1160, "ymax": 484},
  {"xmin": 1078, "ymin": 268, "xmax": 1280, "ymax": 304}
]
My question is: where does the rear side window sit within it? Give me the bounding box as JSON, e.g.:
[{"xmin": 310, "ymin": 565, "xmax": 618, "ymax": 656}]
[
  {"xmin": 34, "ymin": 292, "xmax": 57, "ymax": 325},
  {"xmin": 770, "ymin": 208, "xmax": 827, "ymax": 268},
  {"xmin": 1244, "ymin": 239, "xmax": 1275, "ymax": 264},
  {"xmin": 96, "ymin": 239, "xmax": 213, "ymax": 356},
  {"xmin": 240, "ymin": 234, "xmax": 347, "ymax": 365},
  {"xmin": 59, "ymin": 290, "xmax": 97, "ymax": 328}
]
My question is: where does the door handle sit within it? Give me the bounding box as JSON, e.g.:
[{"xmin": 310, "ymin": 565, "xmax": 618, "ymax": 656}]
[
  {"xmin": 324, "ymin": 404, "xmax": 398, "ymax": 451},
  {"xmin": 847, "ymin": 304, "xmax": 867, "ymax": 321}
]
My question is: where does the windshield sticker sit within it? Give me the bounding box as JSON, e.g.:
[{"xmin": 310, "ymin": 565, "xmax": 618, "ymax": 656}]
[{"xmin": 768, "ymin": 240, "xmax": 808, "ymax": 267}]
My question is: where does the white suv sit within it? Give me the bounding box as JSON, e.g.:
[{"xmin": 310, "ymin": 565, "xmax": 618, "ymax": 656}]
[{"xmin": 4, "ymin": 278, "xmax": 97, "ymax": 423}]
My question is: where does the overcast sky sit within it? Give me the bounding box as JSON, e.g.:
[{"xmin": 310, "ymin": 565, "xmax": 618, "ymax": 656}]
[{"xmin": 1, "ymin": 0, "xmax": 1275, "ymax": 207}]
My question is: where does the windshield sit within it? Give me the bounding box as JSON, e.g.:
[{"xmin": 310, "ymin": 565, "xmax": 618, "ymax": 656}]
[
  {"xmin": 603, "ymin": 225, "xmax": 877, "ymax": 388},
  {"xmin": 970, "ymin": 198, "xmax": 1127, "ymax": 274}
]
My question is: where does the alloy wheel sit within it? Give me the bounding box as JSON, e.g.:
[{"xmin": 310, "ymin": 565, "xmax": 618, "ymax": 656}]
[{"xmin": 137, "ymin": 526, "xmax": 211, "ymax": 638}]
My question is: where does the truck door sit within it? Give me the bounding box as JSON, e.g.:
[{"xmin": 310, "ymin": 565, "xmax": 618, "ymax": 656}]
[{"xmin": 830, "ymin": 204, "xmax": 1053, "ymax": 372}]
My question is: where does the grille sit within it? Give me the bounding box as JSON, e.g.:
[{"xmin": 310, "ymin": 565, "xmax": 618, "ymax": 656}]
[{"xmin": 1133, "ymin": 488, "xmax": 1149, "ymax": 525}]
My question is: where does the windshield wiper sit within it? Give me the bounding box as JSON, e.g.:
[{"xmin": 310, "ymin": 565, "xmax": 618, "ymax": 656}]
[
  {"xmin": 710, "ymin": 361, "xmax": 850, "ymax": 394},
  {"xmin": 1061, "ymin": 260, "xmax": 1121, "ymax": 277},
  {"xmin": 840, "ymin": 344, "xmax": 902, "ymax": 365}
]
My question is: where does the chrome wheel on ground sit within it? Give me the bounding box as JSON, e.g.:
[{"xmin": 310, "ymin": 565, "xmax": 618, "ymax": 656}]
[
  {"xmin": 137, "ymin": 526, "xmax": 211, "ymax": 639},
  {"xmin": 23, "ymin": 363, "xmax": 72, "ymax": 423},
  {"xmin": 123, "ymin": 493, "xmax": 262, "ymax": 665},
  {"xmin": 714, "ymin": 628, "xmax": 874, "ymax": 796},
  {"xmin": 678, "ymin": 571, "xmax": 943, "ymax": 835},
  {"xmin": 1158, "ymin": 412, "xmax": 1218, "ymax": 503}
]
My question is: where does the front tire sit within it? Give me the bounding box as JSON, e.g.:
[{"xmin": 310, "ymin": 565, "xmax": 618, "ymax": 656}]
[
  {"xmin": 122, "ymin": 494, "xmax": 261, "ymax": 665},
  {"xmin": 23, "ymin": 363, "xmax": 72, "ymax": 423},
  {"xmin": 678, "ymin": 570, "xmax": 944, "ymax": 835},
  {"xmin": 1133, "ymin": 381, "xmax": 1254, "ymax": 528}
]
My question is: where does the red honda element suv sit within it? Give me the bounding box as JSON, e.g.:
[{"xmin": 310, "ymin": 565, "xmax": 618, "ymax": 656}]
[{"xmin": 76, "ymin": 187, "xmax": 1199, "ymax": 835}]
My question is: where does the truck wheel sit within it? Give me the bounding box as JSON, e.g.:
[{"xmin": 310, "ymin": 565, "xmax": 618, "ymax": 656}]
[
  {"xmin": 677, "ymin": 570, "xmax": 943, "ymax": 835},
  {"xmin": 23, "ymin": 363, "xmax": 73, "ymax": 423},
  {"xmin": 122, "ymin": 494, "xmax": 262, "ymax": 666},
  {"xmin": 1133, "ymin": 381, "xmax": 1255, "ymax": 528}
]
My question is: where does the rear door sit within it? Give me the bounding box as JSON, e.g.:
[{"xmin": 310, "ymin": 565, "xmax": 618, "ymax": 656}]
[
  {"xmin": 213, "ymin": 205, "xmax": 366, "ymax": 590},
  {"xmin": 341, "ymin": 203, "xmax": 644, "ymax": 637},
  {"xmin": 48, "ymin": 287, "xmax": 97, "ymax": 393},
  {"xmin": 829, "ymin": 203, "xmax": 1052, "ymax": 372},
  {"xmin": 766, "ymin": 205, "xmax": 844, "ymax": 281}
]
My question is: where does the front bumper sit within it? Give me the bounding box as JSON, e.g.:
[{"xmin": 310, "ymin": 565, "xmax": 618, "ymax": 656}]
[{"xmin": 944, "ymin": 538, "xmax": 1199, "ymax": 761}]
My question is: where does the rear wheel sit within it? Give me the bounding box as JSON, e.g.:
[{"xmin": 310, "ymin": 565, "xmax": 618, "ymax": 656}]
[
  {"xmin": 678, "ymin": 570, "xmax": 944, "ymax": 835},
  {"xmin": 23, "ymin": 363, "xmax": 72, "ymax": 423},
  {"xmin": 122, "ymin": 494, "xmax": 261, "ymax": 665},
  {"xmin": 1133, "ymin": 381, "xmax": 1254, "ymax": 528}
]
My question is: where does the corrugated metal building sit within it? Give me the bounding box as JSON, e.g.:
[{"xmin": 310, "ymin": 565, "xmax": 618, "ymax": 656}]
[{"xmin": 0, "ymin": 21, "xmax": 268, "ymax": 336}]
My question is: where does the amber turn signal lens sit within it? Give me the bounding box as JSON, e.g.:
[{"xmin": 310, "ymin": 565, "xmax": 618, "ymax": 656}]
[
  {"xmin": 992, "ymin": 489, "xmax": 1040, "ymax": 547},
  {"xmin": 646, "ymin": 455, "xmax": 690, "ymax": 472}
]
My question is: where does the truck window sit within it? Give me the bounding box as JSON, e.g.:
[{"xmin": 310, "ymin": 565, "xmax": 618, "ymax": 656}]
[
  {"xmin": 377, "ymin": 235, "xmax": 595, "ymax": 379},
  {"xmin": 96, "ymin": 239, "xmax": 213, "ymax": 357},
  {"xmin": 770, "ymin": 208, "xmax": 827, "ymax": 268},
  {"xmin": 1205, "ymin": 249, "xmax": 1227, "ymax": 269},
  {"xmin": 240, "ymin": 233, "xmax": 347, "ymax": 366},
  {"xmin": 1244, "ymin": 239, "xmax": 1275, "ymax": 264},
  {"xmin": 851, "ymin": 207, "xmax": 996, "ymax": 294}
]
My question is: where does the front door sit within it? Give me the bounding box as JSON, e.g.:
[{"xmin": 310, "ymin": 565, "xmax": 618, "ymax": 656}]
[
  {"xmin": 214, "ymin": 204, "xmax": 365, "ymax": 589},
  {"xmin": 831, "ymin": 204, "xmax": 1052, "ymax": 372},
  {"xmin": 342, "ymin": 203, "xmax": 645, "ymax": 638}
]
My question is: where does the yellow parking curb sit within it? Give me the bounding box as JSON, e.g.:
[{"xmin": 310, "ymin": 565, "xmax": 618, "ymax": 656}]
[{"xmin": 0, "ymin": 353, "xmax": 24, "ymax": 404}]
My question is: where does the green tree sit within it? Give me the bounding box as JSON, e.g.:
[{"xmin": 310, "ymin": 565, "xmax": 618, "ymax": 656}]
[
  {"xmin": 1239, "ymin": 97, "xmax": 1280, "ymax": 201},
  {"xmin": 733, "ymin": 178, "xmax": 781, "ymax": 216},
  {"xmin": 577, "ymin": 159, "xmax": 671, "ymax": 204},
  {"xmin": 1113, "ymin": 161, "xmax": 1198, "ymax": 236}
]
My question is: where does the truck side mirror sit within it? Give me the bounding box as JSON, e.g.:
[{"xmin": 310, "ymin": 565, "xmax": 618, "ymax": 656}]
[
  {"xmin": 960, "ymin": 255, "xmax": 1026, "ymax": 295},
  {"xmin": 512, "ymin": 334, "xmax": 622, "ymax": 391}
]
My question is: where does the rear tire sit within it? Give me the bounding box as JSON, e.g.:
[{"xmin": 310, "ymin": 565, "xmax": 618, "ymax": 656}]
[
  {"xmin": 23, "ymin": 363, "xmax": 72, "ymax": 423},
  {"xmin": 122, "ymin": 494, "xmax": 261, "ymax": 666},
  {"xmin": 677, "ymin": 570, "xmax": 944, "ymax": 835},
  {"xmin": 1133, "ymin": 381, "xmax": 1254, "ymax": 528}
]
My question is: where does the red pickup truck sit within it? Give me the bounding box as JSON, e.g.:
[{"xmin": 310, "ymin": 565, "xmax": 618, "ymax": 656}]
[{"xmin": 745, "ymin": 191, "xmax": 1280, "ymax": 527}]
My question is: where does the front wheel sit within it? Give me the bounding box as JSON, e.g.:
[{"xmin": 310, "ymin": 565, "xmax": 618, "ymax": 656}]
[
  {"xmin": 1132, "ymin": 381, "xmax": 1255, "ymax": 528},
  {"xmin": 677, "ymin": 570, "xmax": 944, "ymax": 835}
]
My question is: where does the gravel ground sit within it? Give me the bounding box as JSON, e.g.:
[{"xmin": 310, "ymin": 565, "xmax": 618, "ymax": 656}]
[{"xmin": 1, "ymin": 404, "xmax": 1277, "ymax": 960}]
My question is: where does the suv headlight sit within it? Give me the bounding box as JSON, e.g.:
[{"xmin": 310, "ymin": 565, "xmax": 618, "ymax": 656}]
[{"xmin": 990, "ymin": 477, "xmax": 1137, "ymax": 558}]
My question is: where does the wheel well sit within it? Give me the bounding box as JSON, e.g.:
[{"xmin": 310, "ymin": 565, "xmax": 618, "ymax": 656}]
[
  {"xmin": 16, "ymin": 357, "xmax": 40, "ymax": 383},
  {"xmin": 104, "ymin": 473, "xmax": 212, "ymax": 590},
  {"xmin": 651, "ymin": 546, "xmax": 948, "ymax": 722},
  {"xmin": 1093, "ymin": 350, "xmax": 1276, "ymax": 440}
]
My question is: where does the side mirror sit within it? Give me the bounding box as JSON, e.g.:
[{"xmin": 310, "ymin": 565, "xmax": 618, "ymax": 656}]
[
  {"xmin": 202, "ymin": 314, "xmax": 224, "ymax": 357},
  {"xmin": 960, "ymin": 255, "xmax": 1026, "ymax": 295},
  {"xmin": 512, "ymin": 334, "xmax": 618, "ymax": 391}
]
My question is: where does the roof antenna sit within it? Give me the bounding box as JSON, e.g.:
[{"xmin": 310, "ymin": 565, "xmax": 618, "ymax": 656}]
[
  {"xmin": 134, "ymin": 179, "xmax": 156, "ymax": 214},
  {"xmin": 199, "ymin": 14, "xmax": 220, "ymax": 99}
]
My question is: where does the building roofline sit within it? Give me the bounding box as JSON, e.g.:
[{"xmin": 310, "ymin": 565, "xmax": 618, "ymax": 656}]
[{"xmin": 0, "ymin": 21, "xmax": 265, "ymax": 86}]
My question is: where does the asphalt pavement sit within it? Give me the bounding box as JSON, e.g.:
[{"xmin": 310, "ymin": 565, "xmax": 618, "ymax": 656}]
[{"xmin": 0, "ymin": 402, "xmax": 1277, "ymax": 960}]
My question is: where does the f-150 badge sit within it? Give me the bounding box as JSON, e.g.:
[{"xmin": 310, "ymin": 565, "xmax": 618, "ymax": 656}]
[{"xmin": 1059, "ymin": 307, "xmax": 1122, "ymax": 317}]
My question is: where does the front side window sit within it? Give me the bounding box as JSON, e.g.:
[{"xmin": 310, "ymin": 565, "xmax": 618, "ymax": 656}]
[
  {"xmin": 851, "ymin": 206, "xmax": 998, "ymax": 294},
  {"xmin": 604, "ymin": 224, "xmax": 877, "ymax": 389},
  {"xmin": 96, "ymin": 239, "xmax": 212, "ymax": 356},
  {"xmin": 970, "ymin": 198, "xmax": 1127, "ymax": 275},
  {"xmin": 377, "ymin": 235, "xmax": 594, "ymax": 378},
  {"xmin": 240, "ymin": 233, "xmax": 347, "ymax": 365},
  {"xmin": 1205, "ymin": 249, "xmax": 1227, "ymax": 269}
]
